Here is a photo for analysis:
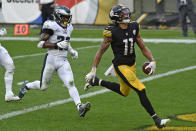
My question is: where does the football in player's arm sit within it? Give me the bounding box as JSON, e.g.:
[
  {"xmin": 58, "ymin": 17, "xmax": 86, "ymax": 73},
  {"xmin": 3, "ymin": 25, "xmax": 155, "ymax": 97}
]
[
  {"xmin": 18, "ymin": 6, "xmax": 90, "ymax": 117},
  {"xmin": 85, "ymin": 5, "xmax": 170, "ymax": 128}
]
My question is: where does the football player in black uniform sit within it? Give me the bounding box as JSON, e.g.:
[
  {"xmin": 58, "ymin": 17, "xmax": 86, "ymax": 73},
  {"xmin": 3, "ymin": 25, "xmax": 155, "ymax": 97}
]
[{"xmin": 85, "ymin": 5, "xmax": 170, "ymax": 128}]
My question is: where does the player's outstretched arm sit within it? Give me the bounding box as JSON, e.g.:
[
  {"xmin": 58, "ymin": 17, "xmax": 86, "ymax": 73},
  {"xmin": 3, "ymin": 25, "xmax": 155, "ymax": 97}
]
[
  {"xmin": 85, "ymin": 36, "xmax": 111, "ymax": 82},
  {"xmin": 136, "ymin": 33, "xmax": 156, "ymax": 75},
  {"xmin": 136, "ymin": 33, "xmax": 155, "ymax": 62}
]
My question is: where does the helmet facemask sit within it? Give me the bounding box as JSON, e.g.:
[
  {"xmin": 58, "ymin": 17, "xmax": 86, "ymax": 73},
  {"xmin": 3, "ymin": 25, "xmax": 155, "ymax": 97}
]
[
  {"xmin": 119, "ymin": 8, "xmax": 131, "ymax": 24},
  {"xmin": 59, "ymin": 14, "xmax": 72, "ymax": 27}
]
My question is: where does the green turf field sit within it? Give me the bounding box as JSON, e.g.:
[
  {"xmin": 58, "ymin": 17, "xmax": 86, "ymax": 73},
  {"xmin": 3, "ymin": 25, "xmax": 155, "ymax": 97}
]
[{"xmin": 0, "ymin": 27, "xmax": 196, "ymax": 131}]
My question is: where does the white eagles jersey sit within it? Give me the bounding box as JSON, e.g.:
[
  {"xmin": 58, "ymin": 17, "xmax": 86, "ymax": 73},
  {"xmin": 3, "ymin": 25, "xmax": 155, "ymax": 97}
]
[
  {"xmin": 42, "ymin": 20, "xmax": 73, "ymax": 57},
  {"xmin": 0, "ymin": 44, "xmax": 8, "ymax": 54}
]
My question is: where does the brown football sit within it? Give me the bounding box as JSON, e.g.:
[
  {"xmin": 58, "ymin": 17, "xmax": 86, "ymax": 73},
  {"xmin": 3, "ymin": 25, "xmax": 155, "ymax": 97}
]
[{"xmin": 142, "ymin": 62, "xmax": 152, "ymax": 75}]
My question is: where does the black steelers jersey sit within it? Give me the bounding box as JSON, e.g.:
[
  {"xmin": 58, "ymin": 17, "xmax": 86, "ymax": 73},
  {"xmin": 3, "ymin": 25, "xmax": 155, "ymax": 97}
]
[{"xmin": 103, "ymin": 21, "xmax": 139, "ymax": 66}]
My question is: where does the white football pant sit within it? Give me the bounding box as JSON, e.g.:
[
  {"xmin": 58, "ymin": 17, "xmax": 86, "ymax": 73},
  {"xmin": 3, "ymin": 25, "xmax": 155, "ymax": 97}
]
[
  {"xmin": 0, "ymin": 45, "xmax": 15, "ymax": 96},
  {"xmin": 26, "ymin": 54, "xmax": 81, "ymax": 106}
]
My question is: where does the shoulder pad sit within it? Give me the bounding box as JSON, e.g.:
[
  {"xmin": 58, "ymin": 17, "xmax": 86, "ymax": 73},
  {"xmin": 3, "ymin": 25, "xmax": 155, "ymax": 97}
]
[
  {"xmin": 42, "ymin": 20, "xmax": 56, "ymax": 30},
  {"xmin": 130, "ymin": 21, "xmax": 140, "ymax": 35},
  {"xmin": 67, "ymin": 24, "xmax": 73, "ymax": 33},
  {"xmin": 130, "ymin": 21, "xmax": 139, "ymax": 28},
  {"xmin": 103, "ymin": 26, "xmax": 113, "ymax": 37}
]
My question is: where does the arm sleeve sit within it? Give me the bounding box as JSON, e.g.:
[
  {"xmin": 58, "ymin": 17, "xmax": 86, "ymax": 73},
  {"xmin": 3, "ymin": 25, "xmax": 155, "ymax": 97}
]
[{"xmin": 42, "ymin": 21, "xmax": 55, "ymax": 36}]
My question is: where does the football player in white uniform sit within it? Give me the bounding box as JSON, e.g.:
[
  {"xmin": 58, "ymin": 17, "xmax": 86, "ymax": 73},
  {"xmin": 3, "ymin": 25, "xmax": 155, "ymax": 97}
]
[
  {"xmin": 0, "ymin": 28, "xmax": 20, "ymax": 101},
  {"xmin": 18, "ymin": 6, "xmax": 90, "ymax": 117}
]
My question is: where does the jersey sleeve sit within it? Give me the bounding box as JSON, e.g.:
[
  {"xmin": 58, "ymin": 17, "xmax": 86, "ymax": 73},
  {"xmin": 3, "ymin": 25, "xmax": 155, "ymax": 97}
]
[
  {"xmin": 42, "ymin": 20, "xmax": 55, "ymax": 35},
  {"xmin": 103, "ymin": 26, "xmax": 112, "ymax": 37}
]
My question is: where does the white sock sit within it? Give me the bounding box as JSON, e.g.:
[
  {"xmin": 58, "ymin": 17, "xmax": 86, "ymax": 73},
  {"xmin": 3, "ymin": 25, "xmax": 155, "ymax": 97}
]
[
  {"xmin": 26, "ymin": 80, "xmax": 40, "ymax": 90},
  {"xmin": 67, "ymin": 85, "xmax": 81, "ymax": 110},
  {"xmin": 4, "ymin": 71, "xmax": 14, "ymax": 96},
  {"xmin": 77, "ymin": 103, "xmax": 82, "ymax": 110}
]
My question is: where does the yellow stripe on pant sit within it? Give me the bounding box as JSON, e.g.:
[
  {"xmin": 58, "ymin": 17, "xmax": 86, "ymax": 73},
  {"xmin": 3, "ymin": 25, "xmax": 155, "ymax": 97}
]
[{"xmin": 114, "ymin": 63, "xmax": 146, "ymax": 96}]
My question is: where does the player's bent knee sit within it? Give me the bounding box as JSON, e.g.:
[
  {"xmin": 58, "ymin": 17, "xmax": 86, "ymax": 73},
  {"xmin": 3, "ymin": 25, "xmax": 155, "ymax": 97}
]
[
  {"xmin": 6, "ymin": 64, "xmax": 15, "ymax": 73},
  {"xmin": 40, "ymin": 86, "xmax": 47, "ymax": 91},
  {"xmin": 122, "ymin": 92, "xmax": 129, "ymax": 97},
  {"xmin": 40, "ymin": 83, "xmax": 49, "ymax": 91},
  {"xmin": 120, "ymin": 88, "xmax": 130, "ymax": 97},
  {"xmin": 64, "ymin": 80, "xmax": 74, "ymax": 88},
  {"xmin": 5, "ymin": 68, "xmax": 15, "ymax": 77}
]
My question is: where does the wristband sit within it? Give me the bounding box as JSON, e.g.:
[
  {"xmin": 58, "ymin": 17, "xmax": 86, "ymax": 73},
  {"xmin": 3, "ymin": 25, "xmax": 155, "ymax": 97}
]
[{"xmin": 91, "ymin": 67, "xmax": 96, "ymax": 72}]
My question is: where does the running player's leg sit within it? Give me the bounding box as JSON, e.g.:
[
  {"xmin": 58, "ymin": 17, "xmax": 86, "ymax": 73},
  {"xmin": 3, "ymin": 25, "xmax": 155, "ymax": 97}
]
[
  {"xmin": 0, "ymin": 50, "xmax": 19, "ymax": 101},
  {"xmin": 57, "ymin": 60, "xmax": 90, "ymax": 117},
  {"xmin": 57, "ymin": 60, "xmax": 81, "ymax": 107},
  {"xmin": 115, "ymin": 64, "xmax": 170, "ymax": 128},
  {"xmin": 18, "ymin": 54, "xmax": 55, "ymax": 98}
]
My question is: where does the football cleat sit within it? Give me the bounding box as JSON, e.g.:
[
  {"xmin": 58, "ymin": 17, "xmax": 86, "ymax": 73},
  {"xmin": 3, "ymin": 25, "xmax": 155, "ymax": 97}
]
[
  {"xmin": 84, "ymin": 76, "xmax": 101, "ymax": 91},
  {"xmin": 78, "ymin": 102, "xmax": 91, "ymax": 117},
  {"xmin": 155, "ymin": 117, "xmax": 170, "ymax": 128},
  {"xmin": 5, "ymin": 94, "xmax": 20, "ymax": 102},
  {"xmin": 84, "ymin": 83, "xmax": 92, "ymax": 91},
  {"xmin": 18, "ymin": 81, "xmax": 29, "ymax": 99}
]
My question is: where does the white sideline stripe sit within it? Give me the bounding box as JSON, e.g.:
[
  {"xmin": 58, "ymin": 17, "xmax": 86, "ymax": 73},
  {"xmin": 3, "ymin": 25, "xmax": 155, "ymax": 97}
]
[
  {"xmin": 142, "ymin": 38, "xmax": 196, "ymax": 44},
  {"xmin": 12, "ymin": 45, "xmax": 99, "ymax": 59},
  {"xmin": 0, "ymin": 37, "xmax": 196, "ymax": 43},
  {"xmin": 12, "ymin": 53, "xmax": 45, "ymax": 59},
  {"xmin": 0, "ymin": 65, "xmax": 196, "ymax": 120}
]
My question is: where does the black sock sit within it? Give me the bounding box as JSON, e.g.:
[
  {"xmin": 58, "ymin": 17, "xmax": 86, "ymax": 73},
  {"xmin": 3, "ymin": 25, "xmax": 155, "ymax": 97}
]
[
  {"xmin": 25, "ymin": 86, "xmax": 30, "ymax": 90},
  {"xmin": 152, "ymin": 114, "xmax": 159, "ymax": 121},
  {"xmin": 101, "ymin": 80, "xmax": 124, "ymax": 96},
  {"xmin": 136, "ymin": 89, "xmax": 156, "ymax": 116}
]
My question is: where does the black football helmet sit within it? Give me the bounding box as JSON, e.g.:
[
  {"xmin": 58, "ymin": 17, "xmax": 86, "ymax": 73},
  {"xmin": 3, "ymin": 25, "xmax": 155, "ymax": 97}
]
[
  {"xmin": 109, "ymin": 5, "xmax": 131, "ymax": 24},
  {"xmin": 53, "ymin": 6, "xmax": 72, "ymax": 27}
]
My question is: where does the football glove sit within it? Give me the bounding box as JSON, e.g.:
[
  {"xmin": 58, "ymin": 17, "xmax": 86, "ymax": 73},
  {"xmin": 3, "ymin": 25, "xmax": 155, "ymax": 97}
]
[
  {"xmin": 70, "ymin": 50, "xmax": 78, "ymax": 59},
  {"xmin": 37, "ymin": 41, "xmax": 45, "ymax": 48},
  {"xmin": 145, "ymin": 61, "xmax": 156, "ymax": 75},
  {"xmin": 0, "ymin": 28, "xmax": 7, "ymax": 36},
  {"xmin": 57, "ymin": 40, "xmax": 69, "ymax": 49},
  {"xmin": 85, "ymin": 67, "xmax": 96, "ymax": 82}
]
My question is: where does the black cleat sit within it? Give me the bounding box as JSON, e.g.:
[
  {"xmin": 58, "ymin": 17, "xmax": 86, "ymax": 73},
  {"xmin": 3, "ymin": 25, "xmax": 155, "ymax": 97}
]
[
  {"xmin": 84, "ymin": 76, "xmax": 101, "ymax": 91},
  {"xmin": 78, "ymin": 102, "xmax": 91, "ymax": 117},
  {"xmin": 18, "ymin": 81, "xmax": 29, "ymax": 99}
]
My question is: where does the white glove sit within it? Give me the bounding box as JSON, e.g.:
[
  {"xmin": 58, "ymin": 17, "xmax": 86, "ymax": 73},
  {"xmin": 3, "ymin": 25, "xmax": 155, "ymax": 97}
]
[
  {"xmin": 70, "ymin": 50, "xmax": 78, "ymax": 59},
  {"xmin": 145, "ymin": 61, "xmax": 156, "ymax": 75},
  {"xmin": 57, "ymin": 40, "xmax": 69, "ymax": 49},
  {"xmin": 0, "ymin": 28, "xmax": 7, "ymax": 36},
  {"xmin": 37, "ymin": 41, "xmax": 45, "ymax": 48},
  {"xmin": 85, "ymin": 67, "xmax": 96, "ymax": 82}
]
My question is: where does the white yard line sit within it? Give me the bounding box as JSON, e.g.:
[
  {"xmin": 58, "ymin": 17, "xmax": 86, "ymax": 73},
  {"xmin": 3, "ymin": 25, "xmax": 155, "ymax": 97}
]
[
  {"xmin": 0, "ymin": 65, "xmax": 196, "ymax": 120},
  {"xmin": 0, "ymin": 37, "xmax": 196, "ymax": 43},
  {"xmin": 12, "ymin": 53, "xmax": 45, "ymax": 59},
  {"xmin": 12, "ymin": 45, "xmax": 99, "ymax": 60}
]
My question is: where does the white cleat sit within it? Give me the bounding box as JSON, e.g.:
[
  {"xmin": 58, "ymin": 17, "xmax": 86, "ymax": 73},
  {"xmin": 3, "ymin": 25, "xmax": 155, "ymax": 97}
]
[
  {"xmin": 5, "ymin": 94, "xmax": 20, "ymax": 102},
  {"xmin": 160, "ymin": 119, "xmax": 170, "ymax": 126},
  {"xmin": 155, "ymin": 118, "xmax": 170, "ymax": 128}
]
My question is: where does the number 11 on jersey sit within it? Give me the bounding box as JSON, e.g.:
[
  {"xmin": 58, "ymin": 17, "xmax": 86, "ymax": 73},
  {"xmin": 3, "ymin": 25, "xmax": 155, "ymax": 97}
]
[{"xmin": 123, "ymin": 38, "xmax": 133, "ymax": 55}]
